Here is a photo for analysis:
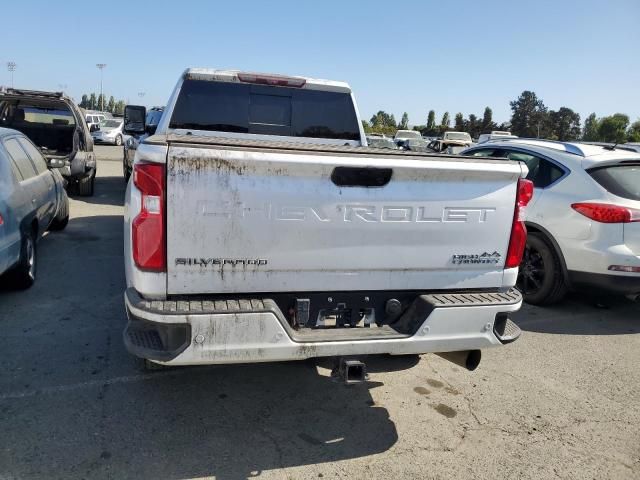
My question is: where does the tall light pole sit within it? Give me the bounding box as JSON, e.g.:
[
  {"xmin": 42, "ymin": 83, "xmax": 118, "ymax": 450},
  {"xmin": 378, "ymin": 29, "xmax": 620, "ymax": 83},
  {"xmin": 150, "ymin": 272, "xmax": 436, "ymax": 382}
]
[
  {"xmin": 96, "ymin": 63, "xmax": 106, "ymax": 111},
  {"xmin": 138, "ymin": 92, "xmax": 145, "ymax": 106},
  {"xmin": 7, "ymin": 61, "xmax": 16, "ymax": 88}
]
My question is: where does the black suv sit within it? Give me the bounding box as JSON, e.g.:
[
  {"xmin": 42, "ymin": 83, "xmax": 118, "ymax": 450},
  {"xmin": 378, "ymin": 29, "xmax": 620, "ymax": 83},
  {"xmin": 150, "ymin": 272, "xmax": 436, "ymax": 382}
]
[
  {"xmin": 0, "ymin": 88, "xmax": 96, "ymax": 195},
  {"xmin": 122, "ymin": 106, "xmax": 164, "ymax": 182}
]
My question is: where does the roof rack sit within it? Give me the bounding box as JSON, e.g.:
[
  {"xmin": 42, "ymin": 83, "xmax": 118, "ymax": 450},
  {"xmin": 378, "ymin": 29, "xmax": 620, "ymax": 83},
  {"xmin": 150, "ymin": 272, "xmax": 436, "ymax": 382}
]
[{"xmin": 0, "ymin": 87, "xmax": 65, "ymax": 99}]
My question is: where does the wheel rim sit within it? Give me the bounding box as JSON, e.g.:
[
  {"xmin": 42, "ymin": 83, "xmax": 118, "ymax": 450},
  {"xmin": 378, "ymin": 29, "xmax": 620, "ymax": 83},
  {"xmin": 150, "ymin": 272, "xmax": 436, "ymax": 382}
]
[
  {"xmin": 26, "ymin": 237, "xmax": 35, "ymax": 280},
  {"xmin": 116, "ymin": 136, "xmax": 122, "ymax": 145},
  {"xmin": 517, "ymin": 244, "xmax": 545, "ymax": 295}
]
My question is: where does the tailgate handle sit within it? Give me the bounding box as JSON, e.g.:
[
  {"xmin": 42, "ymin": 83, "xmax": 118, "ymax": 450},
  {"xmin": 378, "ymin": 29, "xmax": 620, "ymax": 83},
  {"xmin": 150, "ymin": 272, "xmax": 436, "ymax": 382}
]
[{"xmin": 331, "ymin": 167, "xmax": 392, "ymax": 187}]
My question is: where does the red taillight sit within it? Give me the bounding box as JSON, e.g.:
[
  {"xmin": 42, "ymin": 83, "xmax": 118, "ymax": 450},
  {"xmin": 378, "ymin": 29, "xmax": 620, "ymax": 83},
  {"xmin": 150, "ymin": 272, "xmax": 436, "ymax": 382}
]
[
  {"xmin": 132, "ymin": 162, "xmax": 165, "ymax": 271},
  {"xmin": 571, "ymin": 202, "xmax": 640, "ymax": 223},
  {"xmin": 0, "ymin": 213, "xmax": 3, "ymax": 226},
  {"xmin": 505, "ymin": 178, "xmax": 534, "ymax": 269},
  {"xmin": 237, "ymin": 72, "xmax": 306, "ymax": 88}
]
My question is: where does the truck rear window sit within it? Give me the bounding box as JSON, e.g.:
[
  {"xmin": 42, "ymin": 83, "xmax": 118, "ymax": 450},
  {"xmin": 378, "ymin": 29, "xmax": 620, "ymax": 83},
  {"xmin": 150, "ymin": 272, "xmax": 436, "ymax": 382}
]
[
  {"xmin": 588, "ymin": 164, "xmax": 640, "ymax": 201},
  {"xmin": 169, "ymin": 79, "xmax": 360, "ymax": 140}
]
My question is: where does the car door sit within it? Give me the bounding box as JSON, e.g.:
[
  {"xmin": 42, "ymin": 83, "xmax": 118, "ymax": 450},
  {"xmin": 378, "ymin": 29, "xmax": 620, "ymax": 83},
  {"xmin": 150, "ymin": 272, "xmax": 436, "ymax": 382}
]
[
  {"xmin": 18, "ymin": 136, "xmax": 58, "ymax": 227},
  {"xmin": 0, "ymin": 146, "xmax": 22, "ymax": 274},
  {"xmin": 2, "ymin": 137, "xmax": 45, "ymax": 236}
]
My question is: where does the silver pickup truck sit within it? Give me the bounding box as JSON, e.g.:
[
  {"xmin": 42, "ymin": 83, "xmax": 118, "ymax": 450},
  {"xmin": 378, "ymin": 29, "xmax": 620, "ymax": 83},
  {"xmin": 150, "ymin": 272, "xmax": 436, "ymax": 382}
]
[{"xmin": 122, "ymin": 68, "xmax": 531, "ymax": 378}]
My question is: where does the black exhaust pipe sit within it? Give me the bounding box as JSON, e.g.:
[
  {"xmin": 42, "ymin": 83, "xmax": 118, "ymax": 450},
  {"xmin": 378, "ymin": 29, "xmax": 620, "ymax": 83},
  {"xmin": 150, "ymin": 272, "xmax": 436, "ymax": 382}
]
[{"xmin": 435, "ymin": 350, "xmax": 481, "ymax": 371}]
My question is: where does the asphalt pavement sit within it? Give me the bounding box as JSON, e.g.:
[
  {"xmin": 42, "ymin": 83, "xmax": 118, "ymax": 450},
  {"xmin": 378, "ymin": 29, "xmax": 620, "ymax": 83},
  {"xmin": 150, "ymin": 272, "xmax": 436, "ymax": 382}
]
[{"xmin": 0, "ymin": 145, "xmax": 638, "ymax": 480}]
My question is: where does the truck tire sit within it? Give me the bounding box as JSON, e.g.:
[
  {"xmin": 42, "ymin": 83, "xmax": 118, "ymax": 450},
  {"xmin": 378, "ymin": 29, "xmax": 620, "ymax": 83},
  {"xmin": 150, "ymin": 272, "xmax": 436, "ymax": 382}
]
[
  {"xmin": 517, "ymin": 232, "xmax": 567, "ymax": 305},
  {"xmin": 7, "ymin": 229, "xmax": 37, "ymax": 289},
  {"xmin": 78, "ymin": 174, "xmax": 95, "ymax": 196},
  {"xmin": 49, "ymin": 191, "xmax": 70, "ymax": 231}
]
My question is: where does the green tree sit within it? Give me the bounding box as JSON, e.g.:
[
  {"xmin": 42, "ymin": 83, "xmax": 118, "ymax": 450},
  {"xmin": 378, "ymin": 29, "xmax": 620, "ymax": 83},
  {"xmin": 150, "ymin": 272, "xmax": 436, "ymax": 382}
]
[
  {"xmin": 628, "ymin": 120, "xmax": 640, "ymax": 142},
  {"xmin": 454, "ymin": 112, "xmax": 464, "ymax": 131},
  {"xmin": 80, "ymin": 94, "xmax": 89, "ymax": 109},
  {"xmin": 96, "ymin": 94, "xmax": 107, "ymax": 111},
  {"xmin": 481, "ymin": 107, "xmax": 496, "ymax": 133},
  {"xmin": 89, "ymin": 93, "xmax": 97, "ymax": 110},
  {"xmin": 548, "ymin": 107, "xmax": 581, "ymax": 141},
  {"xmin": 468, "ymin": 114, "xmax": 480, "ymax": 138},
  {"xmin": 107, "ymin": 96, "xmax": 116, "ymax": 113},
  {"xmin": 510, "ymin": 91, "xmax": 548, "ymax": 138},
  {"xmin": 582, "ymin": 113, "xmax": 600, "ymax": 141},
  {"xmin": 440, "ymin": 112, "xmax": 450, "ymax": 130},
  {"xmin": 426, "ymin": 110, "xmax": 437, "ymax": 134},
  {"xmin": 598, "ymin": 113, "xmax": 629, "ymax": 143},
  {"xmin": 399, "ymin": 112, "xmax": 409, "ymax": 130},
  {"xmin": 114, "ymin": 100, "xmax": 126, "ymax": 116},
  {"xmin": 369, "ymin": 111, "xmax": 397, "ymax": 135}
]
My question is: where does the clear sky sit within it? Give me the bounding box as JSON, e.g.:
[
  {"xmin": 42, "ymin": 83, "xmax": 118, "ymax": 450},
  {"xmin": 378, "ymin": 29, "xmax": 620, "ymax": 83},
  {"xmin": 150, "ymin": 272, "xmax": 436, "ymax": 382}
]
[{"xmin": 1, "ymin": 0, "xmax": 639, "ymax": 126}]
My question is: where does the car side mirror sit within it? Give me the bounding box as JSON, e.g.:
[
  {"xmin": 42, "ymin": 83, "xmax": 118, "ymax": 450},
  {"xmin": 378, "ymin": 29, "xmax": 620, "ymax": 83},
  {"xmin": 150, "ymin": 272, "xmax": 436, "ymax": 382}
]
[
  {"xmin": 124, "ymin": 105, "xmax": 146, "ymax": 135},
  {"xmin": 49, "ymin": 158, "xmax": 65, "ymax": 169}
]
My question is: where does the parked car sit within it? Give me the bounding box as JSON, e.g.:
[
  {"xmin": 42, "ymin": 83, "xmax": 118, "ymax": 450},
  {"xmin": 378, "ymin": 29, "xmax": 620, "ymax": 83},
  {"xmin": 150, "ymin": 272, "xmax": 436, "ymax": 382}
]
[
  {"xmin": 92, "ymin": 118, "xmax": 126, "ymax": 145},
  {"xmin": 121, "ymin": 68, "xmax": 529, "ymax": 373},
  {"xmin": 0, "ymin": 88, "xmax": 97, "ymax": 196},
  {"xmin": 393, "ymin": 129, "xmax": 422, "ymax": 146},
  {"xmin": 462, "ymin": 139, "xmax": 640, "ymax": 304},
  {"xmin": 427, "ymin": 139, "xmax": 471, "ymax": 153},
  {"xmin": 0, "ymin": 128, "xmax": 69, "ymax": 288},
  {"xmin": 478, "ymin": 131, "xmax": 518, "ymax": 144},
  {"xmin": 122, "ymin": 106, "xmax": 164, "ymax": 181},
  {"xmin": 366, "ymin": 136, "xmax": 397, "ymax": 149},
  {"xmin": 85, "ymin": 113, "xmax": 105, "ymax": 132},
  {"xmin": 442, "ymin": 131, "xmax": 473, "ymax": 144},
  {"xmin": 399, "ymin": 138, "xmax": 429, "ymax": 152}
]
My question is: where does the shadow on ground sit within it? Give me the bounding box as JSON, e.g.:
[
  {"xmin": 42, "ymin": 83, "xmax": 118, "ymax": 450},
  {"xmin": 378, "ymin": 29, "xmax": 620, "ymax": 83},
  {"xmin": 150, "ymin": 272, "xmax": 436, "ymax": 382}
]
[
  {"xmin": 0, "ymin": 209, "xmax": 400, "ymax": 479},
  {"xmin": 69, "ymin": 175, "xmax": 126, "ymax": 207},
  {"xmin": 515, "ymin": 292, "xmax": 639, "ymax": 335}
]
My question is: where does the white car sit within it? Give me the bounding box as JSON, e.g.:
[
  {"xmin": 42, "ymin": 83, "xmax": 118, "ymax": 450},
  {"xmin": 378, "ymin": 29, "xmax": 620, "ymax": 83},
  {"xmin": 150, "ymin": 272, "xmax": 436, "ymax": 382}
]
[
  {"xmin": 92, "ymin": 118, "xmax": 125, "ymax": 145},
  {"xmin": 478, "ymin": 131, "xmax": 518, "ymax": 144},
  {"xmin": 393, "ymin": 129, "xmax": 422, "ymax": 143},
  {"xmin": 463, "ymin": 139, "xmax": 640, "ymax": 304}
]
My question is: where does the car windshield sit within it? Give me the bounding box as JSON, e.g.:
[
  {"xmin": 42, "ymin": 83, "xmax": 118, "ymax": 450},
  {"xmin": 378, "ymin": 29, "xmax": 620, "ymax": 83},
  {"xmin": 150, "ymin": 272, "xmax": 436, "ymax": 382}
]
[
  {"xmin": 100, "ymin": 119, "xmax": 121, "ymax": 128},
  {"xmin": 446, "ymin": 132, "xmax": 471, "ymax": 141},
  {"xmin": 17, "ymin": 105, "xmax": 75, "ymax": 125},
  {"xmin": 395, "ymin": 131, "xmax": 421, "ymax": 140},
  {"xmin": 169, "ymin": 80, "xmax": 360, "ymax": 140},
  {"xmin": 588, "ymin": 163, "xmax": 640, "ymax": 201}
]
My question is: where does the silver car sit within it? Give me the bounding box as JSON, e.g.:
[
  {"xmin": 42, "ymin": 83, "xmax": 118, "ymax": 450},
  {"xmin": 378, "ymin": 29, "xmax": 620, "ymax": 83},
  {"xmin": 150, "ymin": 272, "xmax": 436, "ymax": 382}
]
[
  {"xmin": 92, "ymin": 118, "xmax": 126, "ymax": 146},
  {"xmin": 0, "ymin": 127, "xmax": 69, "ymax": 288}
]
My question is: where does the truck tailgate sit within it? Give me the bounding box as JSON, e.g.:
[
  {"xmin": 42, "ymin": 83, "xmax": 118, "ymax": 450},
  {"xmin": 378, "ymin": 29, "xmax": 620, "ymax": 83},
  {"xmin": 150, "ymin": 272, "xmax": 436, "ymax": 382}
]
[{"xmin": 166, "ymin": 141, "xmax": 523, "ymax": 294}]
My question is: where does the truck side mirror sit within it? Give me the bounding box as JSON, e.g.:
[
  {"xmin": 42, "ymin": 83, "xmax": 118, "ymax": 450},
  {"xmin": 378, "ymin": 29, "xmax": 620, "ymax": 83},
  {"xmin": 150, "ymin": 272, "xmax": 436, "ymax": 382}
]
[{"xmin": 124, "ymin": 105, "xmax": 146, "ymax": 135}]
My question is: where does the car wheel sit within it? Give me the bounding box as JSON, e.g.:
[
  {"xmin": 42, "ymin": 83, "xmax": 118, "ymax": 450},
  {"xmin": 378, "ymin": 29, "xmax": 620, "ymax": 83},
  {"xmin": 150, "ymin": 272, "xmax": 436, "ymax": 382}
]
[
  {"xmin": 77, "ymin": 174, "xmax": 95, "ymax": 196},
  {"xmin": 7, "ymin": 229, "xmax": 37, "ymax": 289},
  {"xmin": 115, "ymin": 134, "xmax": 123, "ymax": 146},
  {"xmin": 123, "ymin": 158, "xmax": 131, "ymax": 183},
  {"xmin": 517, "ymin": 232, "xmax": 567, "ymax": 305},
  {"xmin": 49, "ymin": 191, "xmax": 70, "ymax": 231}
]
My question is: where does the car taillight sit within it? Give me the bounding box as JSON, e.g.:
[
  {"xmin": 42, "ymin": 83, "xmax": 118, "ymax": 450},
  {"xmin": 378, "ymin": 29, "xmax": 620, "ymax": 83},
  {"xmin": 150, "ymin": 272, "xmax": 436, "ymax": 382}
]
[
  {"xmin": 132, "ymin": 162, "xmax": 165, "ymax": 271},
  {"xmin": 571, "ymin": 202, "xmax": 640, "ymax": 223},
  {"xmin": 505, "ymin": 178, "xmax": 534, "ymax": 269},
  {"xmin": 0, "ymin": 212, "xmax": 3, "ymax": 226},
  {"xmin": 237, "ymin": 72, "xmax": 306, "ymax": 88}
]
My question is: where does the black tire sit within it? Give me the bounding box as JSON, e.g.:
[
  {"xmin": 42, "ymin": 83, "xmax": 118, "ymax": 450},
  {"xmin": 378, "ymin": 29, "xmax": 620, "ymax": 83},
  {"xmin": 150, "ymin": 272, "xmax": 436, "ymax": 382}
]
[
  {"xmin": 77, "ymin": 174, "xmax": 94, "ymax": 196},
  {"xmin": 49, "ymin": 191, "xmax": 69, "ymax": 231},
  {"xmin": 123, "ymin": 158, "xmax": 131, "ymax": 183},
  {"xmin": 7, "ymin": 229, "xmax": 37, "ymax": 289},
  {"xmin": 115, "ymin": 134, "xmax": 123, "ymax": 146},
  {"xmin": 517, "ymin": 232, "xmax": 567, "ymax": 305}
]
